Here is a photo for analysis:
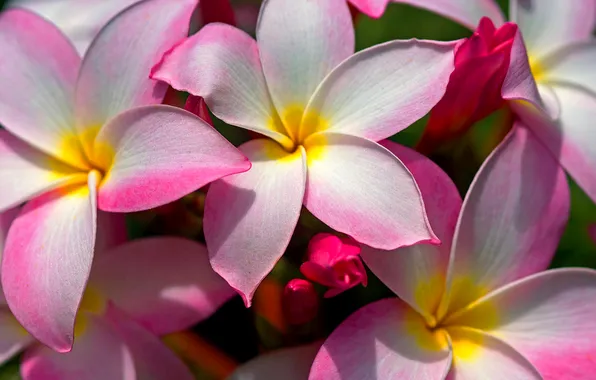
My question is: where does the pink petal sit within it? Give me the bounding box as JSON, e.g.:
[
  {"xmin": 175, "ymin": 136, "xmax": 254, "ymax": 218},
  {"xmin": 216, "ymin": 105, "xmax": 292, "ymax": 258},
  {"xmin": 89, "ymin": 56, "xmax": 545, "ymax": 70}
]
[
  {"xmin": 204, "ymin": 139, "xmax": 306, "ymax": 306},
  {"xmin": 446, "ymin": 269, "xmax": 596, "ymax": 379},
  {"xmin": 361, "ymin": 141, "xmax": 462, "ymax": 318},
  {"xmin": 303, "ymin": 133, "xmax": 437, "ymax": 250},
  {"xmin": 393, "ymin": 0, "xmax": 506, "ymax": 30},
  {"xmin": 501, "ymin": 29, "xmax": 542, "ymax": 107},
  {"xmin": 95, "ymin": 105, "xmax": 250, "ymax": 212},
  {"xmin": 310, "ymin": 298, "xmax": 452, "ymax": 380},
  {"xmin": 150, "ymin": 23, "xmax": 290, "ymax": 146},
  {"xmin": 0, "ymin": 9, "xmax": 86, "ymax": 169},
  {"xmin": 21, "ymin": 312, "xmax": 135, "ymax": 380},
  {"xmin": 75, "ymin": 0, "xmax": 197, "ymax": 153},
  {"xmin": 94, "ymin": 211, "xmax": 127, "ymax": 254},
  {"xmin": 0, "ymin": 207, "xmax": 21, "ymax": 305},
  {"xmin": 11, "ymin": 0, "xmax": 143, "ymax": 55},
  {"xmin": 540, "ymin": 42, "xmax": 596, "ymax": 97},
  {"xmin": 0, "ymin": 310, "xmax": 32, "ymax": 365},
  {"xmin": 256, "ymin": 0, "xmax": 355, "ymax": 113},
  {"xmin": 103, "ymin": 306, "xmax": 194, "ymax": 380},
  {"xmin": 230, "ymin": 343, "xmax": 321, "ymax": 380},
  {"xmin": 2, "ymin": 173, "xmax": 99, "ymax": 352},
  {"xmin": 510, "ymin": 0, "xmax": 596, "ymax": 59},
  {"xmin": 439, "ymin": 123, "xmax": 569, "ymax": 319},
  {"xmin": 446, "ymin": 327, "xmax": 541, "ymax": 379},
  {"xmin": 91, "ymin": 237, "xmax": 235, "ymax": 336},
  {"xmin": 0, "ymin": 130, "xmax": 85, "ymax": 211},
  {"xmin": 348, "ymin": 0, "xmax": 390, "ymax": 18},
  {"xmin": 303, "ymin": 39, "xmax": 456, "ymax": 142}
]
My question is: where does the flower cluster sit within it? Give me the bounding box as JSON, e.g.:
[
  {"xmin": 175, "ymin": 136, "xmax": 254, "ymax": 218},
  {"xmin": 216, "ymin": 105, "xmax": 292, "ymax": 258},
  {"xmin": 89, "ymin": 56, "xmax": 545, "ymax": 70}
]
[{"xmin": 0, "ymin": 0, "xmax": 595, "ymax": 379}]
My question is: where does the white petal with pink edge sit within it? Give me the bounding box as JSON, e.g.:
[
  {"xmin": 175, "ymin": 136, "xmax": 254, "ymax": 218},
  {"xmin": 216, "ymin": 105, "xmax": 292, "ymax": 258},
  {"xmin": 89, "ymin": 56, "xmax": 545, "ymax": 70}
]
[
  {"xmin": 0, "ymin": 9, "xmax": 85, "ymax": 169},
  {"xmin": 2, "ymin": 172, "xmax": 98, "ymax": 352},
  {"xmin": 439, "ymin": 124, "xmax": 569, "ymax": 319},
  {"xmin": 510, "ymin": 0, "xmax": 596, "ymax": 59},
  {"xmin": 446, "ymin": 269, "xmax": 596, "ymax": 379},
  {"xmin": 91, "ymin": 237, "xmax": 235, "ymax": 336},
  {"xmin": 309, "ymin": 298, "xmax": 452, "ymax": 380},
  {"xmin": 75, "ymin": 0, "xmax": 197, "ymax": 153},
  {"xmin": 303, "ymin": 39, "xmax": 456, "ymax": 142},
  {"xmin": 304, "ymin": 133, "xmax": 437, "ymax": 250},
  {"xmin": 0, "ymin": 130, "xmax": 85, "ymax": 211},
  {"xmin": 204, "ymin": 139, "xmax": 306, "ymax": 306},
  {"xmin": 95, "ymin": 105, "xmax": 250, "ymax": 213},
  {"xmin": 150, "ymin": 23, "xmax": 290, "ymax": 147},
  {"xmin": 256, "ymin": 0, "xmax": 354, "ymax": 115},
  {"xmin": 362, "ymin": 141, "xmax": 462, "ymax": 319}
]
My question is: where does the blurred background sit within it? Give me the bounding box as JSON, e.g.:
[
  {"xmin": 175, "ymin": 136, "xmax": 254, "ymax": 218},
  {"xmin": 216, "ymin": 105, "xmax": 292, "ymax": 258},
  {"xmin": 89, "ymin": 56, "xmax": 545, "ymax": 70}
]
[{"xmin": 0, "ymin": 0, "xmax": 595, "ymax": 378}]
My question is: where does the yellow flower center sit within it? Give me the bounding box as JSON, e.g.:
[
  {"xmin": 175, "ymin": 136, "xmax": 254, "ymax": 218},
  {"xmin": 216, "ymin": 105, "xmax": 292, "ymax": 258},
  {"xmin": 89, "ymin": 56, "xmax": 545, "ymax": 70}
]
[{"xmin": 528, "ymin": 55, "xmax": 546, "ymax": 83}]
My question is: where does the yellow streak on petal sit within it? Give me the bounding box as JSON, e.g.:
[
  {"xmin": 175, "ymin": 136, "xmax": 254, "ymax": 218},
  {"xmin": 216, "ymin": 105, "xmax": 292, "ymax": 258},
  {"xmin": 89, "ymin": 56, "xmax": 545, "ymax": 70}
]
[
  {"xmin": 404, "ymin": 308, "xmax": 449, "ymax": 352},
  {"xmin": 414, "ymin": 272, "xmax": 446, "ymax": 318},
  {"xmin": 303, "ymin": 133, "xmax": 328, "ymax": 167},
  {"xmin": 56, "ymin": 131, "xmax": 92, "ymax": 171},
  {"xmin": 441, "ymin": 275, "xmax": 492, "ymax": 321},
  {"xmin": 447, "ymin": 327, "xmax": 485, "ymax": 362},
  {"xmin": 261, "ymin": 139, "xmax": 303, "ymax": 164},
  {"xmin": 528, "ymin": 55, "xmax": 546, "ymax": 83},
  {"xmin": 74, "ymin": 287, "xmax": 107, "ymax": 338}
]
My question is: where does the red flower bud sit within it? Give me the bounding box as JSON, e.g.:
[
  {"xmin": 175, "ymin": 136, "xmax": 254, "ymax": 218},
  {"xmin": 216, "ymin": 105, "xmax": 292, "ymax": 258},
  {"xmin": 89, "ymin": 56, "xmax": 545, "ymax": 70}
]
[{"xmin": 282, "ymin": 279, "xmax": 319, "ymax": 325}]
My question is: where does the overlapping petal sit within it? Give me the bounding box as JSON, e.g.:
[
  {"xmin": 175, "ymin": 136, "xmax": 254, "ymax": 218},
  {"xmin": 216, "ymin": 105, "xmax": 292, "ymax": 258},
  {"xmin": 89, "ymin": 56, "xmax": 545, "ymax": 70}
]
[
  {"xmin": 95, "ymin": 106, "xmax": 250, "ymax": 212},
  {"xmin": 256, "ymin": 0, "xmax": 354, "ymax": 115},
  {"xmin": 439, "ymin": 124, "xmax": 569, "ymax": 318},
  {"xmin": 0, "ymin": 9, "xmax": 86, "ymax": 169},
  {"xmin": 348, "ymin": 0, "xmax": 390, "ymax": 19},
  {"xmin": 446, "ymin": 269, "xmax": 596, "ymax": 379},
  {"xmin": 394, "ymin": 0, "xmax": 505, "ymax": 30},
  {"xmin": 0, "ymin": 130, "xmax": 85, "ymax": 211},
  {"xmin": 304, "ymin": 133, "xmax": 437, "ymax": 250},
  {"xmin": 510, "ymin": 0, "xmax": 596, "ymax": 59},
  {"xmin": 0, "ymin": 310, "xmax": 31, "ymax": 365},
  {"xmin": 540, "ymin": 42, "xmax": 596, "ymax": 96},
  {"xmin": 361, "ymin": 141, "xmax": 461, "ymax": 318},
  {"xmin": 204, "ymin": 139, "xmax": 306, "ymax": 306},
  {"xmin": 501, "ymin": 29, "xmax": 542, "ymax": 107},
  {"xmin": 0, "ymin": 207, "xmax": 20, "ymax": 305},
  {"xmin": 92, "ymin": 237, "xmax": 235, "ymax": 336},
  {"xmin": 150, "ymin": 23, "xmax": 290, "ymax": 146},
  {"xmin": 75, "ymin": 0, "xmax": 198, "ymax": 153},
  {"xmin": 2, "ymin": 173, "xmax": 98, "ymax": 352},
  {"xmin": 302, "ymin": 39, "xmax": 456, "ymax": 142},
  {"xmin": 309, "ymin": 299, "xmax": 452, "ymax": 380}
]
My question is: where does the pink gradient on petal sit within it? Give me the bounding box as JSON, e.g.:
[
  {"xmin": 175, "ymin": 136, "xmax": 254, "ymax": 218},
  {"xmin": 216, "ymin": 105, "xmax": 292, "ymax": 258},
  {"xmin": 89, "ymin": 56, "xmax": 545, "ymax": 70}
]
[{"xmin": 300, "ymin": 233, "xmax": 367, "ymax": 298}]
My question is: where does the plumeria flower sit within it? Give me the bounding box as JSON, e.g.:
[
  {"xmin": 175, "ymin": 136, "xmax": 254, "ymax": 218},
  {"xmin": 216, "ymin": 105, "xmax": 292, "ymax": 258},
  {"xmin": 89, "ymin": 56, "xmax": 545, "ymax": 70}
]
[
  {"xmin": 0, "ymin": 0, "xmax": 250, "ymax": 352},
  {"xmin": 228, "ymin": 342, "xmax": 321, "ymax": 380},
  {"xmin": 152, "ymin": 0, "xmax": 457, "ymax": 305},
  {"xmin": 309, "ymin": 125, "xmax": 596, "ymax": 379},
  {"xmin": 391, "ymin": 0, "xmax": 596, "ymax": 204},
  {"xmin": 300, "ymin": 233, "xmax": 367, "ymax": 298},
  {"xmin": 0, "ymin": 237, "xmax": 235, "ymax": 380}
]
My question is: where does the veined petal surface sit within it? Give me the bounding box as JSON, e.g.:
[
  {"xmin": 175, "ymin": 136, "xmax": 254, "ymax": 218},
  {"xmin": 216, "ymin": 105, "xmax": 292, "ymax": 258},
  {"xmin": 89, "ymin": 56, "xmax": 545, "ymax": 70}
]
[{"xmin": 540, "ymin": 42, "xmax": 596, "ymax": 96}]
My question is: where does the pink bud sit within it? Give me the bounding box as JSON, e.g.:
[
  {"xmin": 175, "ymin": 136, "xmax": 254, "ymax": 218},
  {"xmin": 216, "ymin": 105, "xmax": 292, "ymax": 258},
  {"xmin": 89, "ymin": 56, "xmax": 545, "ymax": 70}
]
[
  {"xmin": 283, "ymin": 279, "xmax": 319, "ymax": 325},
  {"xmin": 417, "ymin": 17, "xmax": 518, "ymax": 154},
  {"xmin": 300, "ymin": 233, "xmax": 367, "ymax": 298}
]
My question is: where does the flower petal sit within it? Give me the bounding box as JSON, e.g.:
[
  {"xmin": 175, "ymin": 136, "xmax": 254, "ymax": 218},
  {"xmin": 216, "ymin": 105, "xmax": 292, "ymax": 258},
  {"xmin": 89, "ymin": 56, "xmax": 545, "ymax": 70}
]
[
  {"xmin": 256, "ymin": 0, "xmax": 355, "ymax": 114},
  {"xmin": 540, "ymin": 42, "xmax": 596, "ymax": 96},
  {"xmin": 2, "ymin": 173, "xmax": 98, "ymax": 352},
  {"xmin": 361, "ymin": 141, "xmax": 462, "ymax": 318},
  {"xmin": 95, "ymin": 105, "xmax": 250, "ymax": 212},
  {"xmin": 302, "ymin": 39, "xmax": 456, "ymax": 142},
  {"xmin": 309, "ymin": 298, "xmax": 452, "ymax": 380},
  {"xmin": 0, "ymin": 310, "xmax": 31, "ymax": 365},
  {"xmin": 446, "ymin": 269, "xmax": 596, "ymax": 379},
  {"xmin": 75, "ymin": 0, "xmax": 197, "ymax": 153},
  {"xmin": 393, "ymin": 0, "xmax": 506, "ymax": 30},
  {"xmin": 0, "ymin": 9, "xmax": 85, "ymax": 168},
  {"xmin": 304, "ymin": 133, "xmax": 437, "ymax": 250},
  {"xmin": 501, "ymin": 29, "xmax": 542, "ymax": 107},
  {"xmin": 0, "ymin": 207, "xmax": 20, "ymax": 306},
  {"xmin": 347, "ymin": 0, "xmax": 390, "ymax": 19},
  {"xmin": 518, "ymin": 84, "xmax": 596, "ymax": 204},
  {"xmin": 91, "ymin": 237, "xmax": 235, "ymax": 336},
  {"xmin": 446, "ymin": 327, "xmax": 541, "ymax": 379},
  {"xmin": 439, "ymin": 123, "xmax": 569, "ymax": 319},
  {"xmin": 21, "ymin": 312, "xmax": 135, "ymax": 380},
  {"xmin": 204, "ymin": 139, "xmax": 305, "ymax": 306},
  {"xmin": 104, "ymin": 306, "xmax": 194, "ymax": 380},
  {"xmin": 510, "ymin": 0, "xmax": 596, "ymax": 59},
  {"xmin": 228, "ymin": 343, "xmax": 321, "ymax": 380},
  {"xmin": 0, "ymin": 130, "xmax": 85, "ymax": 211},
  {"xmin": 150, "ymin": 23, "xmax": 290, "ymax": 147}
]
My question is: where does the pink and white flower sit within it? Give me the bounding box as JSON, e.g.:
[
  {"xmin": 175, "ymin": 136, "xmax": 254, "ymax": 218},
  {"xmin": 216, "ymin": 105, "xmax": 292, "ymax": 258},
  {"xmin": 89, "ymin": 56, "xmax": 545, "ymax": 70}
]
[
  {"xmin": 0, "ymin": 237, "xmax": 235, "ymax": 380},
  {"xmin": 309, "ymin": 126, "xmax": 596, "ymax": 379},
  {"xmin": 0, "ymin": 0, "xmax": 250, "ymax": 352},
  {"xmin": 151, "ymin": 0, "xmax": 457, "ymax": 305}
]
